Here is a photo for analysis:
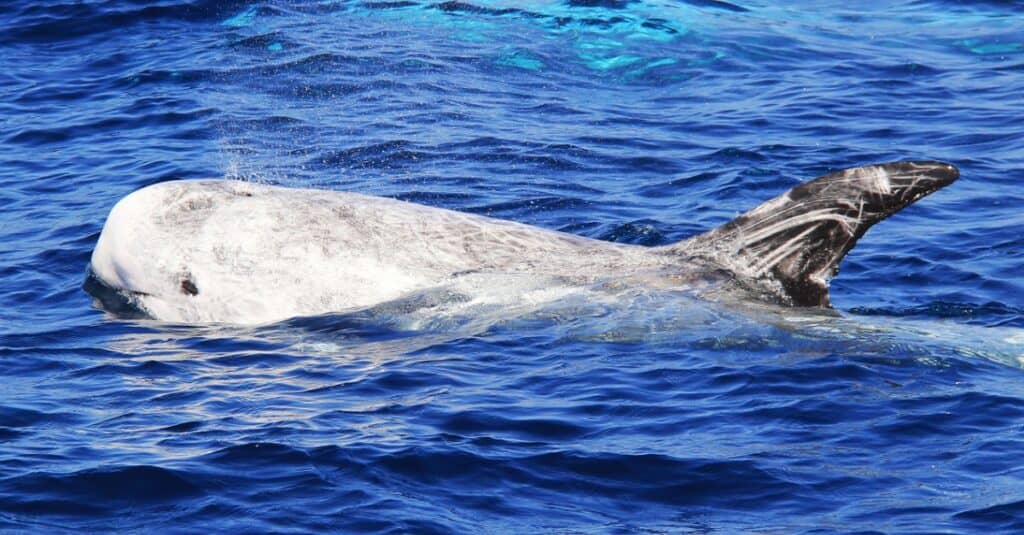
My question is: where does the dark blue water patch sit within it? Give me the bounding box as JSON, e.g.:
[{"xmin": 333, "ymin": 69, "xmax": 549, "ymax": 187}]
[
  {"xmin": 956, "ymin": 500, "xmax": 1024, "ymax": 533},
  {"xmin": 678, "ymin": 0, "xmax": 750, "ymax": 12},
  {"xmin": 68, "ymin": 358, "xmax": 185, "ymax": 381},
  {"xmin": 1, "ymin": 465, "xmax": 204, "ymax": 515},
  {"xmin": 851, "ymin": 301, "xmax": 1024, "ymax": 328},
  {"xmin": 1, "ymin": 2, "xmax": 280, "ymax": 60},
  {"xmin": 0, "ymin": 405, "xmax": 86, "ymax": 430},
  {"xmin": 594, "ymin": 219, "xmax": 670, "ymax": 245}
]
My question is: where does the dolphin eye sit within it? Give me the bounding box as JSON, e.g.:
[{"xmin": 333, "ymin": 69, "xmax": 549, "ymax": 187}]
[{"xmin": 181, "ymin": 277, "xmax": 199, "ymax": 296}]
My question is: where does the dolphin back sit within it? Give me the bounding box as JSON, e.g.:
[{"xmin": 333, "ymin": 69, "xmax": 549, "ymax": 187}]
[{"xmin": 674, "ymin": 161, "xmax": 959, "ymax": 307}]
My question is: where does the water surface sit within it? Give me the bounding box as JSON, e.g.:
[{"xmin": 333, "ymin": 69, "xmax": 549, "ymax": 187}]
[{"xmin": 1, "ymin": 1, "xmax": 1023, "ymax": 532}]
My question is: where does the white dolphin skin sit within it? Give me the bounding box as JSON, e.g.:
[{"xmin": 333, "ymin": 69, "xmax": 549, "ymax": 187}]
[{"xmin": 86, "ymin": 161, "xmax": 958, "ymax": 324}]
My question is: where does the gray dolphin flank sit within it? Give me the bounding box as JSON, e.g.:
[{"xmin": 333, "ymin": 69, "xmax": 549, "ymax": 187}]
[
  {"xmin": 85, "ymin": 160, "xmax": 958, "ymax": 324},
  {"xmin": 676, "ymin": 160, "xmax": 959, "ymax": 306}
]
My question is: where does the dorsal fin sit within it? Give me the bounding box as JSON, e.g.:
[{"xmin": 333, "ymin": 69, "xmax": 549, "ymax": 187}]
[{"xmin": 673, "ymin": 161, "xmax": 959, "ymax": 307}]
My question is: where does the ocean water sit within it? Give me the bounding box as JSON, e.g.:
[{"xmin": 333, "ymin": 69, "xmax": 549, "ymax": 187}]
[{"xmin": 2, "ymin": 0, "xmax": 1023, "ymax": 532}]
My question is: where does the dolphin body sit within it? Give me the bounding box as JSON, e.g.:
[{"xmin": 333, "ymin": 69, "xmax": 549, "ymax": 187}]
[{"xmin": 85, "ymin": 161, "xmax": 958, "ymax": 325}]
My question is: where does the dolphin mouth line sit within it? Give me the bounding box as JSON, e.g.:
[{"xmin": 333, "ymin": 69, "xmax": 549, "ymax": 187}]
[{"xmin": 83, "ymin": 266, "xmax": 152, "ymax": 318}]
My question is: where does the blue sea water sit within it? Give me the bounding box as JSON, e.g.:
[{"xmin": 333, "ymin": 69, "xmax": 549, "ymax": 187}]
[{"xmin": 2, "ymin": 0, "xmax": 1024, "ymax": 532}]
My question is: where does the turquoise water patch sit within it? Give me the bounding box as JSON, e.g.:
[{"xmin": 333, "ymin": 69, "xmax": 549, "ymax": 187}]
[
  {"xmin": 576, "ymin": 37, "xmax": 642, "ymax": 71},
  {"xmin": 623, "ymin": 57, "xmax": 678, "ymax": 78},
  {"xmin": 223, "ymin": 6, "xmax": 258, "ymax": 28},
  {"xmin": 345, "ymin": 2, "xmax": 498, "ymax": 42},
  {"xmin": 958, "ymin": 39, "xmax": 1022, "ymax": 55},
  {"xmin": 336, "ymin": 0, "xmax": 703, "ymax": 74},
  {"xmin": 689, "ymin": 50, "xmax": 725, "ymax": 67},
  {"xmin": 496, "ymin": 47, "xmax": 544, "ymax": 70},
  {"xmin": 585, "ymin": 53, "xmax": 643, "ymax": 71},
  {"xmin": 267, "ymin": 42, "xmax": 283, "ymax": 52},
  {"xmin": 625, "ymin": 18, "xmax": 688, "ymax": 43},
  {"xmin": 445, "ymin": 19, "xmax": 499, "ymax": 43},
  {"xmin": 540, "ymin": 8, "xmax": 688, "ymax": 44}
]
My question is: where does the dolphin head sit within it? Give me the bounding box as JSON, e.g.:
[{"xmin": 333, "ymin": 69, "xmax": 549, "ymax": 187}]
[{"xmin": 86, "ymin": 179, "xmax": 255, "ymax": 320}]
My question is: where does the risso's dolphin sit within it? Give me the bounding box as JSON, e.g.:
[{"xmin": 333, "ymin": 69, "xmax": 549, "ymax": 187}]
[{"xmin": 85, "ymin": 161, "xmax": 958, "ymax": 324}]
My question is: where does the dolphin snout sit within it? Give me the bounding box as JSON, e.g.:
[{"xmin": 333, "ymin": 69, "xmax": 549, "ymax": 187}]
[{"xmin": 926, "ymin": 161, "xmax": 959, "ymax": 186}]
